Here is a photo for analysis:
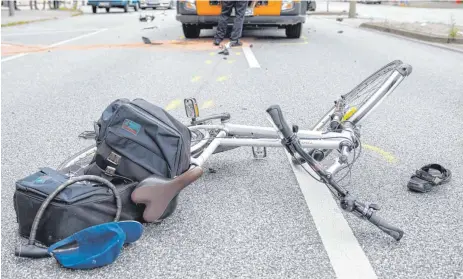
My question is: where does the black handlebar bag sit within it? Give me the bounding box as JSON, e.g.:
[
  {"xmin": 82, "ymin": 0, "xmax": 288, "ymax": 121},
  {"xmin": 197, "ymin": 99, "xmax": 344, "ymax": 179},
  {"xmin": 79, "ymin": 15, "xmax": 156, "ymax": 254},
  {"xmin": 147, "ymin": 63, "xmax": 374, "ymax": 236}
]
[
  {"xmin": 13, "ymin": 167, "xmax": 143, "ymax": 247},
  {"xmin": 84, "ymin": 98, "xmax": 192, "ymax": 183}
]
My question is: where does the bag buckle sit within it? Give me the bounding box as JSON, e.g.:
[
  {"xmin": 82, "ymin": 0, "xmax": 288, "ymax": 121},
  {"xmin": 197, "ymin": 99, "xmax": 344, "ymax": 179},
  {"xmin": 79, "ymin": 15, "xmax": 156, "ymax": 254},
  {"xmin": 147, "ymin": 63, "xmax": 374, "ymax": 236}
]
[
  {"xmin": 105, "ymin": 166, "xmax": 116, "ymax": 176},
  {"xmin": 107, "ymin": 152, "xmax": 121, "ymax": 166}
]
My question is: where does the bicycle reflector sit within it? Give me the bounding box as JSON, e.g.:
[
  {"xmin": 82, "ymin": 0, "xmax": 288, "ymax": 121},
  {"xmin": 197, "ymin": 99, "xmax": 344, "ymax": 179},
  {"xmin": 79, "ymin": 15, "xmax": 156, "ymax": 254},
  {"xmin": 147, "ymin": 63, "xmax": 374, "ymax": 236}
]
[
  {"xmin": 342, "ymin": 107, "xmax": 357, "ymax": 122},
  {"xmin": 184, "ymin": 98, "xmax": 199, "ymax": 119}
]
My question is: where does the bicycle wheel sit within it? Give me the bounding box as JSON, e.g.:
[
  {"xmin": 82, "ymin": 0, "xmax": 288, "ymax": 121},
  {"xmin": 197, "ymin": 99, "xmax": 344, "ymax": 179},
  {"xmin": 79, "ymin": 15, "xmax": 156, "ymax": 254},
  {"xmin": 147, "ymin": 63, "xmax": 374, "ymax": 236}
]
[
  {"xmin": 312, "ymin": 60, "xmax": 405, "ymax": 132},
  {"xmin": 302, "ymin": 60, "xmax": 408, "ymax": 163}
]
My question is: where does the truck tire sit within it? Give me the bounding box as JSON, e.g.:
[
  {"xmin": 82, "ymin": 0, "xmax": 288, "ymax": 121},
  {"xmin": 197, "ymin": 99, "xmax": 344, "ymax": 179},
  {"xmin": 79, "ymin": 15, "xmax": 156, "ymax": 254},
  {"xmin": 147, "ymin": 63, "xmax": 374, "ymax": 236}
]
[
  {"xmin": 92, "ymin": 6, "xmax": 97, "ymax": 13},
  {"xmin": 285, "ymin": 23, "xmax": 302, "ymax": 38},
  {"xmin": 123, "ymin": 3, "xmax": 128, "ymax": 12},
  {"xmin": 182, "ymin": 24, "xmax": 201, "ymax": 38}
]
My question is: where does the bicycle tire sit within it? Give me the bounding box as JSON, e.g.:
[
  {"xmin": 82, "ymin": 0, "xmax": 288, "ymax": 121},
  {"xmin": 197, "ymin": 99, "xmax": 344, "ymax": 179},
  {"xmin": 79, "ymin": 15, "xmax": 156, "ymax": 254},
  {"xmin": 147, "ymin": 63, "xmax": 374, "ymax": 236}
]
[
  {"xmin": 301, "ymin": 60, "xmax": 405, "ymax": 164},
  {"xmin": 312, "ymin": 60, "xmax": 403, "ymax": 132}
]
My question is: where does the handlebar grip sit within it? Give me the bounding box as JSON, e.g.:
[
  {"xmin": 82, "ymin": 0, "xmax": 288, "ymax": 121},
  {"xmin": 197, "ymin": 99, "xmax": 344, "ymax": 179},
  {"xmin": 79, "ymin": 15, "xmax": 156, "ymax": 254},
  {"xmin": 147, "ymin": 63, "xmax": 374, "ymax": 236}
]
[
  {"xmin": 266, "ymin": 105, "xmax": 294, "ymax": 139},
  {"xmin": 368, "ymin": 211, "xmax": 404, "ymax": 241},
  {"xmin": 15, "ymin": 245, "xmax": 50, "ymax": 258}
]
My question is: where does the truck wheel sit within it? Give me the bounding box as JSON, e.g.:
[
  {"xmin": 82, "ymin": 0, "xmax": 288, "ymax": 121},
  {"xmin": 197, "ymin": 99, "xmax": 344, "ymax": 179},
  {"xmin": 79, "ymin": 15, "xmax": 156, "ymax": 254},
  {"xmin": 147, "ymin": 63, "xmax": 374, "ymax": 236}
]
[
  {"xmin": 182, "ymin": 24, "xmax": 201, "ymax": 38},
  {"xmin": 134, "ymin": 2, "xmax": 139, "ymax": 11},
  {"xmin": 285, "ymin": 23, "xmax": 302, "ymax": 38},
  {"xmin": 123, "ymin": 3, "xmax": 128, "ymax": 12},
  {"xmin": 92, "ymin": 6, "xmax": 97, "ymax": 13},
  {"xmin": 105, "ymin": 7, "xmax": 110, "ymax": 12}
]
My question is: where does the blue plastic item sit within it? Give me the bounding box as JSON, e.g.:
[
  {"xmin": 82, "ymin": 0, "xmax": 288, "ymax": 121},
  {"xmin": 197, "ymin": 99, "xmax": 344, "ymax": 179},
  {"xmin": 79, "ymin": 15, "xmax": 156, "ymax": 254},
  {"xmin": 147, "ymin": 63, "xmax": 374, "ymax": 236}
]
[{"xmin": 47, "ymin": 221, "xmax": 143, "ymax": 270}]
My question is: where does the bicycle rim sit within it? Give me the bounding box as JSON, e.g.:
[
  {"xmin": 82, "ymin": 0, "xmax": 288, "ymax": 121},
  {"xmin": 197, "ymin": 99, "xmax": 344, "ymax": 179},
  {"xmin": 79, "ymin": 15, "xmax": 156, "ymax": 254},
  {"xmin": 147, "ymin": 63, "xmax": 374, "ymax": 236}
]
[{"xmin": 312, "ymin": 60, "xmax": 403, "ymax": 132}]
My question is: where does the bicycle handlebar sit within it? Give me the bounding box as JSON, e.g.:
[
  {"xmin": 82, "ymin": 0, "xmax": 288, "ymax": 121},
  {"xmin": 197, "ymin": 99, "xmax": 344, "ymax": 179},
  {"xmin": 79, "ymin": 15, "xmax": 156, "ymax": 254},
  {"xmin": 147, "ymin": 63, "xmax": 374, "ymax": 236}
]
[
  {"xmin": 367, "ymin": 210, "xmax": 404, "ymax": 241},
  {"xmin": 266, "ymin": 105, "xmax": 294, "ymax": 140},
  {"xmin": 266, "ymin": 104, "xmax": 404, "ymax": 241}
]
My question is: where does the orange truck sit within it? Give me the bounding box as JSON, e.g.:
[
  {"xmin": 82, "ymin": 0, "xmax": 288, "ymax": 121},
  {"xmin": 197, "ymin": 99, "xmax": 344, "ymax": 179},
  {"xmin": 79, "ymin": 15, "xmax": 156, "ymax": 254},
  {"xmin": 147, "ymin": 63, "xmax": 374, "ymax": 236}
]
[{"xmin": 175, "ymin": 0, "xmax": 309, "ymax": 39}]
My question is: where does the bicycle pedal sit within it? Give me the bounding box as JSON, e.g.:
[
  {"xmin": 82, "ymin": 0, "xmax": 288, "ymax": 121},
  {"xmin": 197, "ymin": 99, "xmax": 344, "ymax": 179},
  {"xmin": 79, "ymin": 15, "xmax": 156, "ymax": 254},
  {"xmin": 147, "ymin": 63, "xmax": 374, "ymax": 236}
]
[{"xmin": 252, "ymin": 147, "xmax": 267, "ymax": 159}]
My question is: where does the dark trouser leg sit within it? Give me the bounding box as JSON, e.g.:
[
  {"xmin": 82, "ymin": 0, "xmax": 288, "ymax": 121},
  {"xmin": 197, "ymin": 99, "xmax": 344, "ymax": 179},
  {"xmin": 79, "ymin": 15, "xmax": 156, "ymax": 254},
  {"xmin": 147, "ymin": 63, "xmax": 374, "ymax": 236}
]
[
  {"xmin": 214, "ymin": 0, "xmax": 234, "ymax": 41},
  {"xmin": 230, "ymin": 0, "xmax": 247, "ymax": 41}
]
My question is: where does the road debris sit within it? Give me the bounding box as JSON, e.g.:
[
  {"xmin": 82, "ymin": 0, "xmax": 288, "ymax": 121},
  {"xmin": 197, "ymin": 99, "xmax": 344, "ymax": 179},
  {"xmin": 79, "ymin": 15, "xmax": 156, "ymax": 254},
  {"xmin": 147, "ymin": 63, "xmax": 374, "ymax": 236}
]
[
  {"xmin": 139, "ymin": 14, "xmax": 155, "ymax": 22},
  {"xmin": 218, "ymin": 42, "xmax": 230, "ymax": 55},
  {"xmin": 141, "ymin": 37, "xmax": 163, "ymax": 45},
  {"xmin": 338, "ymin": 30, "xmax": 344, "ymax": 34},
  {"xmin": 142, "ymin": 26, "xmax": 158, "ymax": 30},
  {"xmin": 142, "ymin": 36, "xmax": 152, "ymax": 44},
  {"xmin": 336, "ymin": 17, "xmax": 343, "ymax": 22}
]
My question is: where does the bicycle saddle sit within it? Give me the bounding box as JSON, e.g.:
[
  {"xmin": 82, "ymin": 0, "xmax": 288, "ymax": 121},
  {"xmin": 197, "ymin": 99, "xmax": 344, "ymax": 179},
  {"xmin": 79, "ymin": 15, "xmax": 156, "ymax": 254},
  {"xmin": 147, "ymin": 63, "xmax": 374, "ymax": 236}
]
[{"xmin": 131, "ymin": 166, "xmax": 204, "ymax": 223}]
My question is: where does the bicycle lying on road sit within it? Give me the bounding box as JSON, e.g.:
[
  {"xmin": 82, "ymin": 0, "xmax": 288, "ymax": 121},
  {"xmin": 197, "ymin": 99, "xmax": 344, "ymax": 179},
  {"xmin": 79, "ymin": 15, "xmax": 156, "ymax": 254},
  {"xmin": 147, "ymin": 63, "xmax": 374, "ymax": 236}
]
[{"xmin": 58, "ymin": 60, "xmax": 412, "ymax": 241}]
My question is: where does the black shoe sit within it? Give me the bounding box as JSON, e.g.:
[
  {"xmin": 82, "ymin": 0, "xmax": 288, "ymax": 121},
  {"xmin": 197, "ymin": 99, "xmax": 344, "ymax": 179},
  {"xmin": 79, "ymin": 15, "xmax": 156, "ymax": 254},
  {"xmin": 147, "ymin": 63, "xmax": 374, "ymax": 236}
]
[
  {"xmin": 213, "ymin": 39, "xmax": 221, "ymax": 46},
  {"xmin": 230, "ymin": 40, "xmax": 242, "ymax": 47}
]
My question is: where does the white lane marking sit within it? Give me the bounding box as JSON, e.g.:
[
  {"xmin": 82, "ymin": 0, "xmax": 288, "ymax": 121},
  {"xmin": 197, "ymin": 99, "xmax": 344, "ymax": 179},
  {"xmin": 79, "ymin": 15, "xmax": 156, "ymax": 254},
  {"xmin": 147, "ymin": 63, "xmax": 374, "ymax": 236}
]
[
  {"xmin": 1, "ymin": 29, "xmax": 101, "ymax": 37},
  {"xmin": 285, "ymin": 151, "xmax": 378, "ymax": 279},
  {"xmin": 242, "ymin": 45, "xmax": 260, "ymax": 68},
  {"xmin": 1, "ymin": 28, "xmax": 108, "ymax": 63}
]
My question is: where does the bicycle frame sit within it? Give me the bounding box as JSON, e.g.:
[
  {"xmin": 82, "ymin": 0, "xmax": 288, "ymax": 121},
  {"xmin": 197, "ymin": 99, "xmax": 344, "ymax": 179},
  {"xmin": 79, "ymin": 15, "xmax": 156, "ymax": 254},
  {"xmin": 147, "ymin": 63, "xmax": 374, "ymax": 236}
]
[
  {"xmin": 189, "ymin": 123, "xmax": 357, "ymax": 176},
  {"xmin": 187, "ymin": 62, "xmax": 410, "ymax": 176}
]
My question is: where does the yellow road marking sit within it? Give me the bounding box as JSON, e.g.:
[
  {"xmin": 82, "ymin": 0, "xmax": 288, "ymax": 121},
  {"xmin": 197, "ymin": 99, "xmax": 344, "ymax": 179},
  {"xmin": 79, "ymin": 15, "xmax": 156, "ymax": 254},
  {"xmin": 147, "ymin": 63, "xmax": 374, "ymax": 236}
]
[
  {"xmin": 191, "ymin": 75, "xmax": 202, "ymax": 82},
  {"xmin": 205, "ymin": 60, "xmax": 212, "ymax": 64},
  {"xmin": 227, "ymin": 59, "xmax": 236, "ymax": 64},
  {"xmin": 235, "ymin": 52, "xmax": 241, "ymax": 55},
  {"xmin": 164, "ymin": 99, "xmax": 182, "ymax": 111},
  {"xmin": 216, "ymin": 75, "xmax": 229, "ymax": 82},
  {"xmin": 209, "ymin": 52, "xmax": 216, "ymax": 56},
  {"xmin": 200, "ymin": 100, "xmax": 214, "ymax": 109},
  {"xmin": 363, "ymin": 144, "xmax": 397, "ymax": 163},
  {"xmin": 179, "ymin": 36, "xmax": 185, "ymax": 39}
]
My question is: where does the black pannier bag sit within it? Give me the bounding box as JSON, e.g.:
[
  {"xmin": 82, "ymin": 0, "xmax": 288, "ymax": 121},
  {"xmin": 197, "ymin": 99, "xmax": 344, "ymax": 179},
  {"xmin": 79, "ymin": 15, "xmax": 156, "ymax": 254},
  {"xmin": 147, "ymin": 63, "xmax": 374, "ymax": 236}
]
[
  {"xmin": 13, "ymin": 167, "xmax": 143, "ymax": 247},
  {"xmin": 85, "ymin": 98, "xmax": 192, "ymax": 182}
]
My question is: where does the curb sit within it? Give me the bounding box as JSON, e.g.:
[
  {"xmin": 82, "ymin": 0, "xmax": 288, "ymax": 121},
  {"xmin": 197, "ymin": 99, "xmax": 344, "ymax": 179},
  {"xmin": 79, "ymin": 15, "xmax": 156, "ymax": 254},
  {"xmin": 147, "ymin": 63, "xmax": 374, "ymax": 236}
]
[
  {"xmin": 308, "ymin": 11, "xmax": 347, "ymax": 16},
  {"xmin": 359, "ymin": 22, "xmax": 463, "ymax": 44}
]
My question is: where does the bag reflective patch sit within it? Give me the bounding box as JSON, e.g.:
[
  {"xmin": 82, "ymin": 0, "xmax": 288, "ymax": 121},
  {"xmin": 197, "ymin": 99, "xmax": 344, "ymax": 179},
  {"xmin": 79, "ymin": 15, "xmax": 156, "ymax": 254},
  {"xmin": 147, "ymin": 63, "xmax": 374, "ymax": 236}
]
[
  {"xmin": 121, "ymin": 119, "xmax": 141, "ymax": 135},
  {"xmin": 34, "ymin": 175, "xmax": 53, "ymax": 184}
]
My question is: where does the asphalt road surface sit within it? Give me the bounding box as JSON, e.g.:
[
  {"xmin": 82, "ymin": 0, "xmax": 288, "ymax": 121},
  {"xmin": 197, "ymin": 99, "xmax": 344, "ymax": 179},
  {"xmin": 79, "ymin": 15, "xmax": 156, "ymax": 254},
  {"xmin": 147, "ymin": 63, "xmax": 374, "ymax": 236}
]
[{"xmin": 2, "ymin": 7, "xmax": 463, "ymax": 279}]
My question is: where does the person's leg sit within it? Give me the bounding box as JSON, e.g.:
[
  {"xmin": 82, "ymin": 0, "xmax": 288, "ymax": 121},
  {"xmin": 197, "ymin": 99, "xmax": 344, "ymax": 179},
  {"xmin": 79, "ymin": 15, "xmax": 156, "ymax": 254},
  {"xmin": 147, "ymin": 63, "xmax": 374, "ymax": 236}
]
[
  {"xmin": 230, "ymin": 0, "xmax": 247, "ymax": 45},
  {"xmin": 214, "ymin": 0, "xmax": 234, "ymax": 45}
]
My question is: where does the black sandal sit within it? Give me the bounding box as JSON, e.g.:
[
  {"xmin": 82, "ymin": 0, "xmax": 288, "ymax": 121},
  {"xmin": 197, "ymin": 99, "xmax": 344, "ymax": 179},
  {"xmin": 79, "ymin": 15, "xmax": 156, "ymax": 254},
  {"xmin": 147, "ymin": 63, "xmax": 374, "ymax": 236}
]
[{"xmin": 407, "ymin": 164, "xmax": 452, "ymax": 193}]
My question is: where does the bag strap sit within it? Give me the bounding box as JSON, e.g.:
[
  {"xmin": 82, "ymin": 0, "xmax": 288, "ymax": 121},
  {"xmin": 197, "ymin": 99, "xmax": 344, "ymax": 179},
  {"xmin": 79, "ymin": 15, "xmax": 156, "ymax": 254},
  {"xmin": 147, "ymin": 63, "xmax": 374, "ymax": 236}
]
[{"xmin": 93, "ymin": 152, "xmax": 133, "ymax": 183}]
